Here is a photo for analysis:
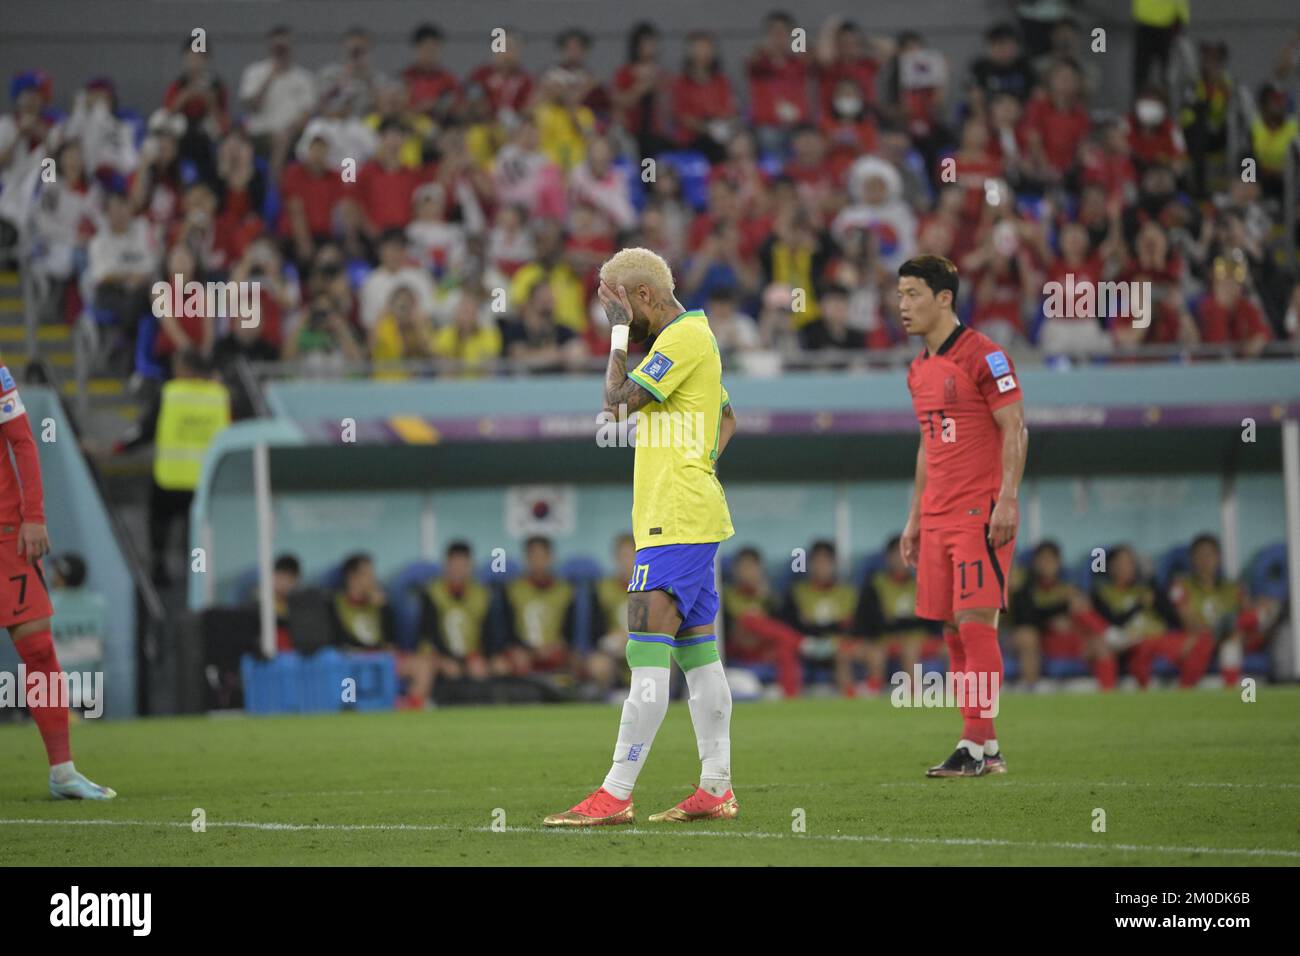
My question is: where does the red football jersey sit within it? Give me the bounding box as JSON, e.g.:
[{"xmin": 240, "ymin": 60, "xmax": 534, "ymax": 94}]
[
  {"xmin": 0, "ymin": 366, "xmax": 46, "ymax": 529},
  {"xmin": 906, "ymin": 324, "xmax": 1023, "ymax": 529}
]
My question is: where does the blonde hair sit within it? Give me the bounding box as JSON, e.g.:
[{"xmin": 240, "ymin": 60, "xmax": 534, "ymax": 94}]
[{"xmin": 599, "ymin": 247, "xmax": 675, "ymax": 296}]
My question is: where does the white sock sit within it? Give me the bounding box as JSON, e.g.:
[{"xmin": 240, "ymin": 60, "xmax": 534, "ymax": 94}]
[
  {"xmin": 984, "ymin": 739, "xmax": 1000, "ymax": 757},
  {"xmin": 957, "ymin": 738, "xmax": 985, "ymax": 761},
  {"xmin": 685, "ymin": 661, "xmax": 733, "ymax": 797},
  {"xmin": 50, "ymin": 760, "xmax": 76, "ymax": 783},
  {"xmin": 602, "ymin": 666, "xmax": 670, "ymax": 800}
]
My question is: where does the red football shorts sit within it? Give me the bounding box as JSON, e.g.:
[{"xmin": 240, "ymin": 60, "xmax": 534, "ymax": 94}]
[
  {"xmin": 0, "ymin": 532, "xmax": 54, "ymax": 629},
  {"xmin": 915, "ymin": 525, "xmax": 1015, "ymax": 623}
]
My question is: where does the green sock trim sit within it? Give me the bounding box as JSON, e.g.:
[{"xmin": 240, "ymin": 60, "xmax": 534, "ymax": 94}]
[
  {"xmin": 626, "ymin": 638, "xmax": 672, "ymax": 668},
  {"xmin": 672, "ymin": 637, "xmax": 720, "ymax": 672}
]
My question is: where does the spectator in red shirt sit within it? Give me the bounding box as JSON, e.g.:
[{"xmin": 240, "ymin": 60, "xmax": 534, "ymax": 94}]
[
  {"xmin": 467, "ymin": 29, "xmax": 533, "ymax": 117},
  {"xmin": 672, "ymin": 31, "xmax": 737, "ymax": 162},
  {"xmin": 1127, "ymin": 89, "xmax": 1188, "ymax": 176},
  {"xmin": 153, "ymin": 243, "xmax": 215, "ymax": 361},
  {"xmin": 1197, "ymin": 255, "xmax": 1273, "ymax": 357},
  {"xmin": 279, "ymin": 128, "xmax": 347, "ymax": 268},
  {"xmin": 1019, "ymin": 58, "xmax": 1090, "ymax": 188},
  {"xmin": 402, "ymin": 23, "xmax": 459, "ymax": 123},
  {"xmin": 1112, "ymin": 221, "xmax": 1196, "ymax": 348},
  {"xmin": 785, "ymin": 124, "xmax": 836, "ymax": 224},
  {"xmin": 814, "ymin": 17, "xmax": 888, "ymax": 118},
  {"xmin": 1081, "ymin": 119, "xmax": 1139, "ymax": 209},
  {"xmin": 950, "ymin": 116, "xmax": 1005, "ymax": 219},
  {"xmin": 820, "ymin": 77, "xmax": 879, "ymax": 182},
  {"xmin": 709, "ymin": 130, "xmax": 771, "ymax": 216},
  {"xmin": 612, "ymin": 22, "xmax": 673, "ymax": 158},
  {"xmin": 347, "ymin": 118, "xmax": 432, "ymax": 250},
  {"xmin": 163, "ymin": 38, "xmax": 229, "ymax": 185},
  {"xmin": 747, "ymin": 10, "xmax": 812, "ymax": 153}
]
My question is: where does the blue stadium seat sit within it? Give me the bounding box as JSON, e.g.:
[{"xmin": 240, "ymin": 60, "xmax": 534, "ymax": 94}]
[
  {"xmin": 851, "ymin": 550, "xmax": 886, "ymax": 586},
  {"xmin": 1246, "ymin": 542, "xmax": 1288, "ymax": 601},
  {"xmin": 656, "ymin": 151, "xmax": 712, "ymax": 211},
  {"xmin": 1043, "ymin": 656, "xmax": 1091, "ymax": 679},
  {"xmin": 230, "ymin": 565, "xmax": 260, "ymax": 604},
  {"xmin": 611, "ymin": 157, "xmax": 646, "ymax": 212},
  {"xmin": 134, "ymin": 315, "xmax": 166, "ymax": 380},
  {"xmin": 388, "ymin": 560, "xmax": 441, "ymax": 650},
  {"xmin": 254, "ymin": 156, "xmax": 281, "ymax": 225},
  {"xmin": 347, "ymin": 259, "xmax": 372, "ymax": 290},
  {"xmin": 317, "ymin": 564, "xmax": 346, "ymax": 592},
  {"xmin": 1155, "ymin": 544, "xmax": 1192, "ymax": 588},
  {"xmin": 561, "ymin": 555, "xmax": 604, "ymax": 653}
]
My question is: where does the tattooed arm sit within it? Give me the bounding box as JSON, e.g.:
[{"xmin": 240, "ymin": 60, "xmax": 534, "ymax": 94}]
[{"xmin": 599, "ymin": 280, "xmax": 656, "ymax": 416}]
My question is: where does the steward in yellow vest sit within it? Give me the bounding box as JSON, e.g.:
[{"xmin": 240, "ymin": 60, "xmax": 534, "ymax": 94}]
[{"xmin": 153, "ymin": 362, "xmax": 231, "ymax": 492}]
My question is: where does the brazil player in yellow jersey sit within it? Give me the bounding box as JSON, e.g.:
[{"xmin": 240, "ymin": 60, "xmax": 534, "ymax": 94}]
[{"xmin": 544, "ymin": 248, "xmax": 739, "ymax": 826}]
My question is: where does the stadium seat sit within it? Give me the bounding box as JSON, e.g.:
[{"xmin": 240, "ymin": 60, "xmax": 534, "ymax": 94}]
[
  {"xmin": 133, "ymin": 315, "xmax": 166, "ymax": 380},
  {"xmin": 230, "ymin": 565, "xmax": 260, "ymax": 605},
  {"xmin": 656, "ymin": 151, "xmax": 712, "ymax": 211},
  {"xmin": 317, "ymin": 564, "xmax": 346, "ymax": 592},
  {"xmin": 388, "ymin": 560, "xmax": 441, "ymax": 650},
  {"xmin": 1246, "ymin": 542, "xmax": 1288, "ymax": 601},
  {"xmin": 851, "ymin": 551, "xmax": 886, "ymax": 585},
  {"xmin": 255, "ymin": 156, "xmax": 281, "ymax": 225},
  {"xmin": 560, "ymin": 555, "xmax": 603, "ymax": 653},
  {"xmin": 346, "ymin": 259, "xmax": 372, "ymax": 290},
  {"xmin": 611, "ymin": 157, "xmax": 646, "ymax": 212},
  {"xmin": 1155, "ymin": 544, "xmax": 1192, "ymax": 588}
]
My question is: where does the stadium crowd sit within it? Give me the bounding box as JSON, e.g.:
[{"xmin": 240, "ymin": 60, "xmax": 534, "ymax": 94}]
[
  {"xmin": 257, "ymin": 530, "xmax": 1284, "ymax": 706},
  {"xmin": 3, "ymin": 8, "xmax": 1300, "ymax": 385}
]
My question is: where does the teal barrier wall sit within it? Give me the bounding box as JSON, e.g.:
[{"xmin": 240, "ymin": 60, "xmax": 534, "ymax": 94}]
[
  {"xmin": 265, "ymin": 363, "xmax": 1300, "ymax": 422},
  {"xmin": 188, "ymin": 363, "xmax": 1298, "ymax": 608},
  {"xmin": 0, "ymin": 388, "xmax": 136, "ymax": 717}
]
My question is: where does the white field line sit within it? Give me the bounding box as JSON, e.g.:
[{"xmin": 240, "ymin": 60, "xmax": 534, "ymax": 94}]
[
  {"xmin": 3, "ymin": 779, "xmax": 1296, "ymax": 806},
  {"xmin": 0, "ymin": 817, "xmax": 1298, "ymax": 860}
]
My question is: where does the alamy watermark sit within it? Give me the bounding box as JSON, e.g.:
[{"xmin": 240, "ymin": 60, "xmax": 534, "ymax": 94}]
[
  {"xmin": 1, "ymin": 666, "xmax": 103, "ymax": 717},
  {"xmin": 890, "ymin": 665, "xmax": 999, "ymax": 718},
  {"xmin": 152, "ymin": 274, "xmax": 261, "ymax": 328},
  {"xmin": 597, "ymin": 405, "xmax": 709, "ymax": 460},
  {"xmin": 1043, "ymin": 274, "xmax": 1151, "ymax": 329}
]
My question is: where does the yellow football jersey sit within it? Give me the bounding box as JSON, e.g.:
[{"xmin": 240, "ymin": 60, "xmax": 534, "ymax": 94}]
[{"xmin": 625, "ymin": 309, "xmax": 735, "ymax": 548}]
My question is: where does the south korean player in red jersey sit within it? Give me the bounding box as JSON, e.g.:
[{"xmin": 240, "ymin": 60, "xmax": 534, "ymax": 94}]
[
  {"xmin": 0, "ymin": 363, "xmax": 115, "ymax": 799},
  {"xmin": 897, "ymin": 256, "xmax": 1028, "ymax": 778}
]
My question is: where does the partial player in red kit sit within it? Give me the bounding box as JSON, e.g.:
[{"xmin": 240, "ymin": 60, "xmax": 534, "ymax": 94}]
[
  {"xmin": 897, "ymin": 256, "xmax": 1028, "ymax": 778},
  {"xmin": 0, "ymin": 363, "xmax": 115, "ymax": 799}
]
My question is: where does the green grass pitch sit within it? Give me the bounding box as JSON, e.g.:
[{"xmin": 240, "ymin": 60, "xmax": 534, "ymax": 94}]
[{"xmin": 1, "ymin": 689, "xmax": 1298, "ymax": 866}]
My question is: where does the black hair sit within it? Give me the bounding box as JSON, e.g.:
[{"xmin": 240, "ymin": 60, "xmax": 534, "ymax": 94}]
[
  {"xmin": 810, "ymin": 539, "xmax": 837, "ymax": 559},
  {"xmin": 445, "ymin": 540, "xmax": 472, "ymax": 559},
  {"xmin": 1190, "ymin": 533, "xmax": 1221, "ymax": 554},
  {"xmin": 411, "ymin": 23, "xmax": 443, "ymax": 45},
  {"xmin": 525, "ymin": 535, "xmax": 553, "ymax": 553},
  {"xmin": 986, "ymin": 22, "xmax": 1020, "ymax": 44},
  {"xmin": 765, "ymin": 10, "xmax": 795, "ymax": 28},
  {"xmin": 683, "ymin": 30, "xmax": 721, "ymax": 76},
  {"xmin": 627, "ymin": 21, "xmax": 659, "ymax": 62},
  {"xmin": 734, "ymin": 546, "xmax": 762, "ymax": 563},
  {"xmin": 898, "ymin": 255, "xmax": 960, "ymax": 303},
  {"xmin": 1034, "ymin": 540, "xmax": 1062, "ymax": 560},
  {"xmin": 378, "ymin": 227, "xmax": 407, "ymax": 247},
  {"xmin": 341, "ymin": 552, "xmax": 372, "ymax": 579},
  {"xmin": 274, "ymin": 553, "xmax": 301, "ymax": 575}
]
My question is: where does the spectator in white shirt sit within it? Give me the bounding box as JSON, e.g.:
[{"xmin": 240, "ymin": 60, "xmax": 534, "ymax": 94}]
[
  {"xmin": 63, "ymin": 78, "xmax": 140, "ymax": 181},
  {"xmin": 86, "ymin": 191, "xmax": 158, "ymax": 336},
  {"xmin": 359, "ymin": 229, "xmax": 437, "ymax": 330},
  {"xmin": 238, "ymin": 25, "xmax": 317, "ymax": 178}
]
